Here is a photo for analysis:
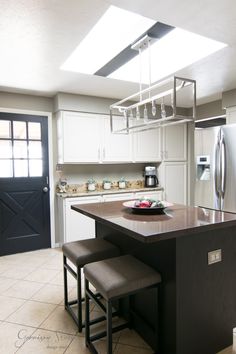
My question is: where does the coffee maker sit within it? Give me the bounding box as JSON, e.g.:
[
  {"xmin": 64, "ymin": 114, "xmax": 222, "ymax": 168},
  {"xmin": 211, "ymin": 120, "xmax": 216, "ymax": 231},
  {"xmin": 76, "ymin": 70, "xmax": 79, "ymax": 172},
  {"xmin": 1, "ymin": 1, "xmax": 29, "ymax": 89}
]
[{"xmin": 144, "ymin": 166, "xmax": 158, "ymax": 187}]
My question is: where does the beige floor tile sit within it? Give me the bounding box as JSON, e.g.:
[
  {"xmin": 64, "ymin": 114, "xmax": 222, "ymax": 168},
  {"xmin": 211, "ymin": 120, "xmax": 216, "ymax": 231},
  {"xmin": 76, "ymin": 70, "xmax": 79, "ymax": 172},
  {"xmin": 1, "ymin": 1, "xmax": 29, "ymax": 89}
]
[
  {"xmin": 41, "ymin": 256, "xmax": 63, "ymax": 270},
  {"xmin": 0, "ymin": 261, "xmax": 14, "ymax": 274},
  {"xmin": 65, "ymin": 335, "xmax": 117, "ymax": 354},
  {"xmin": 17, "ymin": 328, "xmax": 73, "ymax": 354},
  {"xmin": 118, "ymin": 328, "xmax": 151, "ymax": 349},
  {"xmin": 2, "ymin": 279, "xmax": 44, "ymax": 300},
  {"xmin": 31, "ymin": 284, "xmax": 64, "ymax": 305},
  {"xmin": 24, "ymin": 268, "xmax": 61, "ymax": 283},
  {"xmin": 0, "ymin": 295, "xmax": 25, "ymax": 320},
  {"xmin": 40, "ymin": 305, "xmax": 78, "ymax": 335},
  {"xmin": 1, "ymin": 264, "xmax": 36, "ymax": 280},
  {"xmin": 64, "ymin": 335, "xmax": 90, "ymax": 354},
  {"xmin": 6, "ymin": 300, "xmax": 56, "ymax": 327},
  {"xmin": 0, "ymin": 321, "xmax": 35, "ymax": 353},
  {"xmin": 114, "ymin": 343, "xmax": 153, "ymax": 353},
  {"xmin": 50, "ymin": 270, "xmax": 76, "ymax": 288},
  {"xmin": 218, "ymin": 346, "xmax": 233, "ymax": 353},
  {"xmin": 0, "ymin": 277, "xmax": 17, "ymax": 294}
]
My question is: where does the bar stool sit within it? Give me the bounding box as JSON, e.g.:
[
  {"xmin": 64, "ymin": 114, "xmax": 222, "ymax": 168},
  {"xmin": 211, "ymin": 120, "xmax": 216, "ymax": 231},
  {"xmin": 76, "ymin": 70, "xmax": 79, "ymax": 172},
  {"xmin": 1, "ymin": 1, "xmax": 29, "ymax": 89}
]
[
  {"xmin": 62, "ymin": 238, "xmax": 120, "ymax": 332},
  {"xmin": 84, "ymin": 254, "xmax": 161, "ymax": 354}
]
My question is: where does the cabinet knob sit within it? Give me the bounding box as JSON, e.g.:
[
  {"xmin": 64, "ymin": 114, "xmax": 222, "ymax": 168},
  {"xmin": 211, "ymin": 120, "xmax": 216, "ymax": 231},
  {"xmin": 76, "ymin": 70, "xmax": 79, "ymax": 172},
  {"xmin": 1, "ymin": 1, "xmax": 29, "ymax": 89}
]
[{"xmin": 43, "ymin": 187, "xmax": 49, "ymax": 193}]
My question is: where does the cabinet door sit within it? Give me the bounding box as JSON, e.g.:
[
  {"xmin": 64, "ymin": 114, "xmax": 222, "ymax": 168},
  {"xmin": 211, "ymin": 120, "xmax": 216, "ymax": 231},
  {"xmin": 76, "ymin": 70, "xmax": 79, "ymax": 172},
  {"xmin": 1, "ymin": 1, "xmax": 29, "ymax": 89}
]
[
  {"xmin": 60, "ymin": 112, "xmax": 102, "ymax": 163},
  {"xmin": 65, "ymin": 196, "xmax": 102, "ymax": 243},
  {"xmin": 135, "ymin": 191, "xmax": 163, "ymax": 200},
  {"xmin": 102, "ymin": 116, "xmax": 132, "ymax": 162},
  {"xmin": 161, "ymin": 162, "xmax": 187, "ymax": 204},
  {"xmin": 162, "ymin": 124, "xmax": 187, "ymax": 161},
  {"xmin": 103, "ymin": 193, "xmax": 134, "ymax": 202},
  {"xmin": 133, "ymin": 128, "xmax": 161, "ymax": 162}
]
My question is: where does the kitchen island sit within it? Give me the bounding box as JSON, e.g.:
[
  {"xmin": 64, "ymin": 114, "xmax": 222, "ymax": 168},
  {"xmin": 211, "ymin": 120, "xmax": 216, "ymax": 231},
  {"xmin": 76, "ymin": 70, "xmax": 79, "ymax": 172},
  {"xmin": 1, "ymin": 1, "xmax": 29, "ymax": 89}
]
[{"xmin": 71, "ymin": 201, "xmax": 236, "ymax": 354}]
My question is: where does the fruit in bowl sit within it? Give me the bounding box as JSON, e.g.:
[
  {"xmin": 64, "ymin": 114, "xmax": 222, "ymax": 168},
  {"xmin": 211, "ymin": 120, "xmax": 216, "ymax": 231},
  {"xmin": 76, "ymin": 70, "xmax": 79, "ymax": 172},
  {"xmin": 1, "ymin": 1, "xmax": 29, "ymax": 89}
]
[{"xmin": 134, "ymin": 198, "xmax": 164, "ymax": 208}]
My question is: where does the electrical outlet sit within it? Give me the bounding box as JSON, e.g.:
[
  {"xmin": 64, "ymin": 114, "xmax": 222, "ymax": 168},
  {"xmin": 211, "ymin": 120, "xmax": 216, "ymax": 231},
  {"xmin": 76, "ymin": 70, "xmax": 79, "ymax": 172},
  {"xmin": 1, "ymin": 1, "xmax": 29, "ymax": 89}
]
[{"xmin": 208, "ymin": 249, "xmax": 222, "ymax": 265}]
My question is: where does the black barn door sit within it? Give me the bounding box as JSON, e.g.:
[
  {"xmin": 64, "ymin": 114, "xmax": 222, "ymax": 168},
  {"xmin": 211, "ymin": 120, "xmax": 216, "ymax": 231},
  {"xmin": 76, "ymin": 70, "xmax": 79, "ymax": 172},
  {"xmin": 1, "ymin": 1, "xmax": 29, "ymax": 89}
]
[{"xmin": 0, "ymin": 112, "xmax": 51, "ymax": 255}]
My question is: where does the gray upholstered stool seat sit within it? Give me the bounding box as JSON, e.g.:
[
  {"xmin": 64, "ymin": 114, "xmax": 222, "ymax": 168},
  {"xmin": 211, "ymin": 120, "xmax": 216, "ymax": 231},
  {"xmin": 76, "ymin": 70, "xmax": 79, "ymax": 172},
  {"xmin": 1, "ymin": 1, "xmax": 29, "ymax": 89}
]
[
  {"xmin": 62, "ymin": 238, "xmax": 120, "ymax": 332},
  {"xmin": 62, "ymin": 238, "xmax": 120, "ymax": 267},
  {"xmin": 84, "ymin": 254, "xmax": 161, "ymax": 300},
  {"xmin": 84, "ymin": 255, "xmax": 161, "ymax": 354}
]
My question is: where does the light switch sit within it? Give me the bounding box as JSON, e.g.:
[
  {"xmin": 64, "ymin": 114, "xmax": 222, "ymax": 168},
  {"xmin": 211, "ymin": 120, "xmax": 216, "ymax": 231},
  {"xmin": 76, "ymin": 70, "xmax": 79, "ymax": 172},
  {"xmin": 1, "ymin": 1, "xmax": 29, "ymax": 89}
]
[{"xmin": 208, "ymin": 249, "xmax": 222, "ymax": 265}]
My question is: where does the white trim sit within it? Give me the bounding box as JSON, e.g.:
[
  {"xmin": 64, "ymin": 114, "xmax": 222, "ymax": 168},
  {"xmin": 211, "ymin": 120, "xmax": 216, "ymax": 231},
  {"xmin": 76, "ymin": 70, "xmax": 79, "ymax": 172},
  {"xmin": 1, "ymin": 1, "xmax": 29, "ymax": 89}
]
[{"xmin": 0, "ymin": 106, "xmax": 55, "ymax": 248}]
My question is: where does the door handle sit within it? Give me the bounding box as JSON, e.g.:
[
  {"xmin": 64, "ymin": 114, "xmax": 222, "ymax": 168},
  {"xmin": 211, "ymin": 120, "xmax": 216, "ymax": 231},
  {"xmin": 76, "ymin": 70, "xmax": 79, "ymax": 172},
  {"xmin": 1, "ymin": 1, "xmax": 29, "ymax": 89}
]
[
  {"xmin": 43, "ymin": 187, "xmax": 49, "ymax": 193},
  {"xmin": 214, "ymin": 139, "xmax": 220, "ymax": 199},
  {"xmin": 220, "ymin": 136, "xmax": 226, "ymax": 199}
]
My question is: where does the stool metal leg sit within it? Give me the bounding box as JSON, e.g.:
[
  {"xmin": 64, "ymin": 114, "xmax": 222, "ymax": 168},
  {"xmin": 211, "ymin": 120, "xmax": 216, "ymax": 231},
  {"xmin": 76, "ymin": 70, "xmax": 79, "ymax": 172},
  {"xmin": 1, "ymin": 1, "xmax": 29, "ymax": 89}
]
[
  {"xmin": 63, "ymin": 255, "xmax": 68, "ymax": 308},
  {"xmin": 85, "ymin": 278, "xmax": 90, "ymax": 347},
  {"xmin": 77, "ymin": 267, "xmax": 83, "ymax": 332},
  {"xmin": 107, "ymin": 300, "xmax": 113, "ymax": 354}
]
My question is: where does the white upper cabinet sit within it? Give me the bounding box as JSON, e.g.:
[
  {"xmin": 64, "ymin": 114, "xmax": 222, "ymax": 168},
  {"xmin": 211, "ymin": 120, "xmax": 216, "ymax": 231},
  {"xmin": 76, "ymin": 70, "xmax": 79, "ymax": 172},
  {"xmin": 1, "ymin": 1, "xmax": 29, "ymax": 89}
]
[
  {"xmin": 133, "ymin": 128, "xmax": 162, "ymax": 162},
  {"xmin": 102, "ymin": 116, "xmax": 132, "ymax": 162},
  {"xmin": 57, "ymin": 112, "xmax": 101, "ymax": 163},
  {"xmin": 57, "ymin": 112, "xmax": 132, "ymax": 164},
  {"xmin": 162, "ymin": 124, "xmax": 187, "ymax": 161},
  {"xmin": 57, "ymin": 111, "xmax": 188, "ymax": 164}
]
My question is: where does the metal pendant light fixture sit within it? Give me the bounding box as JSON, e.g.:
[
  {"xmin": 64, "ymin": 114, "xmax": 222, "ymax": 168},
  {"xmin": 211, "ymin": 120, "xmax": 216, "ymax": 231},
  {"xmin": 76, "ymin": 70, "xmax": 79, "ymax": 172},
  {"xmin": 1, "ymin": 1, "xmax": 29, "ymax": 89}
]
[{"xmin": 109, "ymin": 35, "xmax": 196, "ymax": 134}]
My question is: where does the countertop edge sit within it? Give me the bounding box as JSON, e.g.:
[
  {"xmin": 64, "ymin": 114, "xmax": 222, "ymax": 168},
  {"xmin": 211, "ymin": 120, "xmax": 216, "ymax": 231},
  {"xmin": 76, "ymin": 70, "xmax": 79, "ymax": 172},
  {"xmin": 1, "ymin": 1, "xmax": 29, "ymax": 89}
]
[{"xmin": 57, "ymin": 186, "xmax": 163, "ymax": 198}]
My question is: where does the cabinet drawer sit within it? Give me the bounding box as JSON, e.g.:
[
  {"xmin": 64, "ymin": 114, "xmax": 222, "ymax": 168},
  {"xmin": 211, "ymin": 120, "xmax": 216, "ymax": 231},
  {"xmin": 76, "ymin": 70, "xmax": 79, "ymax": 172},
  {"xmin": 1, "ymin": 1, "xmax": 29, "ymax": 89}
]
[{"xmin": 103, "ymin": 193, "xmax": 134, "ymax": 202}]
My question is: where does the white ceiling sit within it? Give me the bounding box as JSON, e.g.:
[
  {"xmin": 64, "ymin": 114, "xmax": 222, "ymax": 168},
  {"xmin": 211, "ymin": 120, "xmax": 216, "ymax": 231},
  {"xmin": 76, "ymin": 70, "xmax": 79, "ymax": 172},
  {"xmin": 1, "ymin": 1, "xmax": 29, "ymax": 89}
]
[{"xmin": 0, "ymin": 0, "xmax": 236, "ymax": 105}]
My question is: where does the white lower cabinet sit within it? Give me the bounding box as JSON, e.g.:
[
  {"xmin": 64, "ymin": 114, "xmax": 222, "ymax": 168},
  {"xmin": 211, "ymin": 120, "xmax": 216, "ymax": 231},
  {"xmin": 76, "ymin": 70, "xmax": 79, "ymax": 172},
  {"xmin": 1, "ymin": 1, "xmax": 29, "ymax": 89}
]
[
  {"xmin": 58, "ymin": 196, "xmax": 102, "ymax": 243},
  {"xmin": 58, "ymin": 190, "xmax": 164, "ymax": 244},
  {"xmin": 103, "ymin": 193, "xmax": 134, "ymax": 202}
]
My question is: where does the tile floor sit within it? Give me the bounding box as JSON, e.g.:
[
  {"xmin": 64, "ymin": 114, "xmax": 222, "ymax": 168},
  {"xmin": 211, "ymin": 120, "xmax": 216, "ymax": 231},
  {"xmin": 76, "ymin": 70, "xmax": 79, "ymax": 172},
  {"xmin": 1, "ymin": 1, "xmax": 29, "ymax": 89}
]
[{"xmin": 0, "ymin": 247, "xmax": 234, "ymax": 354}]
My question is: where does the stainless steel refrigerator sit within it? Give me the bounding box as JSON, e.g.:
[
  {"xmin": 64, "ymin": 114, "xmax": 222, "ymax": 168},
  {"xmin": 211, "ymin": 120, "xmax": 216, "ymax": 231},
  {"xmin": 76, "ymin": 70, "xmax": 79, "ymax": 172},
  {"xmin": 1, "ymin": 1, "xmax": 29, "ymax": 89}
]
[{"xmin": 195, "ymin": 124, "xmax": 236, "ymax": 213}]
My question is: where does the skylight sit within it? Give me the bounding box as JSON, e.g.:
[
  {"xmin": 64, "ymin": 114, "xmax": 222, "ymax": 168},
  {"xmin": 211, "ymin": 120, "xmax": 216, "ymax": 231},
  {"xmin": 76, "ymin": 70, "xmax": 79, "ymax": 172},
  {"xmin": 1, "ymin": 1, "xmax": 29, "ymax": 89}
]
[
  {"xmin": 108, "ymin": 28, "xmax": 227, "ymax": 84},
  {"xmin": 61, "ymin": 6, "xmax": 155, "ymax": 74}
]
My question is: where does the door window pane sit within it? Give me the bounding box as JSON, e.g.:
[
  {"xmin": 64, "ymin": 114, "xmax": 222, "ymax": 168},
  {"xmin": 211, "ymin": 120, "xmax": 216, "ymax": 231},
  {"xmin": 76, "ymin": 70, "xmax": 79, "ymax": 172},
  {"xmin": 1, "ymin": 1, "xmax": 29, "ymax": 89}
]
[
  {"xmin": 28, "ymin": 122, "xmax": 41, "ymax": 140},
  {"xmin": 28, "ymin": 141, "xmax": 42, "ymax": 158},
  {"xmin": 13, "ymin": 121, "xmax": 26, "ymax": 139},
  {"xmin": 14, "ymin": 160, "xmax": 28, "ymax": 177},
  {"xmin": 0, "ymin": 120, "xmax": 11, "ymax": 138},
  {"xmin": 29, "ymin": 159, "xmax": 42, "ymax": 177},
  {"xmin": 0, "ymin": 140, "xmax": 12, "ymax": 158},
  {"xmin": 0, "ymin": 160, "xmax": 13, "ymax": 177},
  {"xmin": 13, "ymin": 141, "xmax": 28, "ymax": 158}
]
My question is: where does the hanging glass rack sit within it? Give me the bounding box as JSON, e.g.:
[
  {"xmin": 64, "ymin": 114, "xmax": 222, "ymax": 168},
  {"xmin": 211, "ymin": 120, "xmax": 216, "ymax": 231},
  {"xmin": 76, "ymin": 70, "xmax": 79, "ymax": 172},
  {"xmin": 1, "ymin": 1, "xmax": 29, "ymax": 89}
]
[{"xmin": 110, "ymin": 75, "xmax": 196, "ymax": 134}]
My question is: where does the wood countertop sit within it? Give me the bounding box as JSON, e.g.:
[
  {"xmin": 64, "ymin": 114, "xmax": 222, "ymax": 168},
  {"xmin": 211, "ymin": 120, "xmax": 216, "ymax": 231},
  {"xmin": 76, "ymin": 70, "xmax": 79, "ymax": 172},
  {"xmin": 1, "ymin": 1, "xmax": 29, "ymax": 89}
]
[{"xmin": 71, "ymin": 201, "xmax": 236, "ymax": 243}]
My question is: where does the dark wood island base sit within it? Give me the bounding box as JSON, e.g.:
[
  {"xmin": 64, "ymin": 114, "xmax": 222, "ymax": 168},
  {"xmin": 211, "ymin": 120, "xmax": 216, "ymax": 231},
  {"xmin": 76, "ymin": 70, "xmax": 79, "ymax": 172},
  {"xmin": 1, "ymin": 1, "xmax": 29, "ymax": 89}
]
[{"xmin": 72, "ymin": 202, "xmax": 236, "ymax": 354}]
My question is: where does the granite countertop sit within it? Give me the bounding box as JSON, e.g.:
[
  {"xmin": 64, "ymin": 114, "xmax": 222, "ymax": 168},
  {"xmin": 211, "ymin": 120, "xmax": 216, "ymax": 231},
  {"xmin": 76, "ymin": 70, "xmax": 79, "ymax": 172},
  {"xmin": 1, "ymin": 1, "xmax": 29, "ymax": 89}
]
[
  {"xmin": 57, "ymin": 186, "xmax": 163, "ymax": 198},
  {"xmin": 71, "ymin": 201, "xmax": 236, "ymax": 243}
]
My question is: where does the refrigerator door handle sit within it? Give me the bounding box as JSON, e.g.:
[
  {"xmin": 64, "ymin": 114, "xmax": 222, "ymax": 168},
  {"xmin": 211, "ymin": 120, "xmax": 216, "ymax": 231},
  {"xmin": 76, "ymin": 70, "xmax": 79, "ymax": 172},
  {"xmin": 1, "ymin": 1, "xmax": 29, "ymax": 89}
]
[
  {"xmin": 221, "ymin": 136, "xmax": 226, "ymax": 199},
  {"xmin": 214, "ymin": 139, "xmax": 221, "ymax": 199}
]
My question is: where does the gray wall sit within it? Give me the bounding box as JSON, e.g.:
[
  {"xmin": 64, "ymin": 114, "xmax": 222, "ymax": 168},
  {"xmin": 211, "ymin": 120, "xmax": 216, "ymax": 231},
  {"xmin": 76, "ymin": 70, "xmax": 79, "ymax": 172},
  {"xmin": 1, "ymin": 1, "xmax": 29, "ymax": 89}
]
[
  {"xmin": 0, "ymin": 91, "xmax": 53, "ymax": 112},
  {"xmin": 189, "ymin": 99, "xmax": 225, "ymax": 120},
  {"xmin": 54, "ymin": 92, "xmax": 117, "ymax": 114},
  {"xmin": 222, "ymin": 89, "xmax": 236, "ymax": 108}
]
